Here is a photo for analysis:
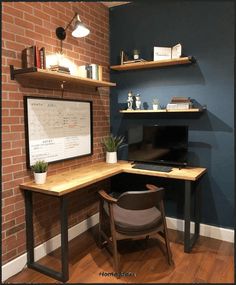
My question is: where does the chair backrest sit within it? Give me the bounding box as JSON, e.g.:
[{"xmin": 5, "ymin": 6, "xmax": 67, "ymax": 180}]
[{"xmin": 117, "ymin": 188, "xmax": 165, "ymax": 210}]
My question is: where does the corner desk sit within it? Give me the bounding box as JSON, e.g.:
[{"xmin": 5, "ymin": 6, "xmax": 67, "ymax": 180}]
[{"xmin": 20, "ymin": 161, "xmax": 206, "ymax": 282}]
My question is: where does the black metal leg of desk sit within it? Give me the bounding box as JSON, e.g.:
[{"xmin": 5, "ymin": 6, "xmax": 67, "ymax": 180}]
[
  {"xmin": 25, "ymin": 190, "xmax": 34, "ymax": 264},
  {"xmin": 184, "ymin": 180, "xmax": 200, "ymax": 253},
  {"xmin": 24, "ymin": 191, "xmax": 69, "ymax": 282},
  {"xmin": 60, "ymin": 195, "xmax": 69, "ymax": 282}
]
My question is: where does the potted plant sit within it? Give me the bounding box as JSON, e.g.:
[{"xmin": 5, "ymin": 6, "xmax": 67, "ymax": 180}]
[
  {"xmin": 31, "ymin": 160, "xmax": 48, "ymax": 184},
  {"xmin": 101, "ymin": 134, "xmax": 124, "ymax": 163},
  {"xmin": 152, "ymin": 98, "xmax": 159, "ymax": 110}
]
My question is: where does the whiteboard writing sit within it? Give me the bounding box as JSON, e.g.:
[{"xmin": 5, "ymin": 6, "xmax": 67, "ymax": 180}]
[{"xmin": 25, "ymin": 97, "xmax": 92, "ymax": 167}]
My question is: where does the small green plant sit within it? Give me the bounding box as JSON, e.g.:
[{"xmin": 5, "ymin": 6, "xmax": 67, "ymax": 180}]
[
  {"xmin": 101, "ymin": 134, "xmax": 124, "ymax": 152},
  {"xmin": 31, "ymin": 160, "xmax": 48, "ymax": 173},
  {"xmin": 152, "ymin": 98, "xmax": 159, "ymax": 104}
]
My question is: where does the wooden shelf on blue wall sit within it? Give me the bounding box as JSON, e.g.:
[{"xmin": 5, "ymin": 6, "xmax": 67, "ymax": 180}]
[
  {"xmin": 120, "ymin": 108, "xmax": 204, "ymax": 113},
  {"xmin": 111, "ymin": 56, "xmax": 195, "ymax": 71}
]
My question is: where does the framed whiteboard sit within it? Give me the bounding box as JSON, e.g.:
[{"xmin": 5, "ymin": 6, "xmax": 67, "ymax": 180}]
[{"xmin": 24, "ymin": 96, "xmax": 93, "ymax": 167}]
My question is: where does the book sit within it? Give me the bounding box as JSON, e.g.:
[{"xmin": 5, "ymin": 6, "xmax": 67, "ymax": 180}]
[
  {"xmin": 21, "ymin": 46, "xmax": 35, "ymax": 68},
  {"xmin": 167, "ymin": 102, "xmax": 192, "ymax": 110},
  {"xmin": 123, "ymin": 59, "xmax": 146, "ymax": 64},
  {"xmin": 154, "ymin": 43, "xmax": 182, "ymax": 61},
  {"xmin": 49, "ymin": 65, "xmax": 70, "ymax": 74},
  {"xmin": 171, "ymin": 96, "xmax": 191, "ymax": 103},
  {"xmin": 35, "ymin": 46, "xmax": 41, "ymax": 68},
  {"xmin": 39, "ymin": 47, "xmax": 46, "ymax": 69}
]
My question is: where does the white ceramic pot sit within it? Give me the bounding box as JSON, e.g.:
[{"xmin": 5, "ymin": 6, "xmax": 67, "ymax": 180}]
[
  {"xmin": 106, "ymin": 152, "xmax": 117, "ymax": 164},
  {"xmin": 34, "ymin": 172, "xmax": 47, "ymax": 184},
  {"xmin": 153, "ymin": 104, "xmax": 159, "ymax": 110}
]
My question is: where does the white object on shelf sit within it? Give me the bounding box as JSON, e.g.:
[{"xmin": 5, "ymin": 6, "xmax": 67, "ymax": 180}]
[
  {"xmin": 106, "ymin": 152, "xmax": 117, "ymax": 163},
  {"xmin": 167, "ymin": 103, "xmax": 192, "ymax": 110},
  {"xmin": 34, "ymin": 172, "xmax": 47, "ymax": 184}
]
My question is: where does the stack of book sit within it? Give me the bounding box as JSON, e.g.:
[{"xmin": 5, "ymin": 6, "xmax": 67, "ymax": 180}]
[
  {"xmin": 49, "ymin": 65, "xmax": 70, "ymax": 74},
  {"xmin": 21, "ymin": 46, "xmax": 46, "ymax": 69},
  {"xmin": 167, "ymin": 97, "xmax": 192, "ymax": 110}
]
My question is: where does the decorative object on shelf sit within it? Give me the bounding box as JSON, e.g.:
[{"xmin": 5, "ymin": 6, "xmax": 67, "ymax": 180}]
[
  {"xmin": 31, "ymin": 160, "xmax": 48, "ymax": 184},
  {"xmin": 154, "ymin": 43, "xmax": 182, "ymax": 61},
  {"xmin": 101, "ymin": 134, "xmax": 124, "ymax": 164},
  {"xmin": 167, "ymin": 96, "xmax": 193, "ymax": 110},
  {"xmin": 127, "ymin": 91, "xmax": 133, "ymax": 110},
  {"xmin": 133, "ymin": 49, "xmax": 140, "ymax": 60},
  {"xmin": 56, "ymin": 12, "xmax": 90, "ymax": 53},
  {"xmin": 120, "ymin": 50, "xmax": 129, "ymax": 65},
  {"xmin": 135, "ymin": 94, "xmax": 142, "ymax": 110},
  {"xmin": 152, "ymin": 98, "xmax": 159, "ymax": 110},
  {"xmin": 120, "ymin": 49, "xmax": 146, "ymax": 65}
]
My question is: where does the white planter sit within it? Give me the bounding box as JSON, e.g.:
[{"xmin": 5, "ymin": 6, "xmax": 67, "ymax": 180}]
[
  {"xmin": 34, "ymin": 172, "xmax": 47, "ymax": 184},
  {"xmin": 153, "ymin": 104, "xmax": 159, "ymax": 110},
  {"xmin": 106, "ymin": 152, "xmax": 117, "ymax": 164}
]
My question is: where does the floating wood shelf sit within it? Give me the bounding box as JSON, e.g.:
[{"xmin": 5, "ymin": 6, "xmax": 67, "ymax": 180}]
[
  {"xmin": 120, "ymin": 108, "xmax": 203, "ymax": 113},
  {"xmin": 10, "ymin": 65, "xmax": 116, "ymax": 91},
  {"xmin": 110, "ymin": 56, "xmax": 195, "ymax": 71}
]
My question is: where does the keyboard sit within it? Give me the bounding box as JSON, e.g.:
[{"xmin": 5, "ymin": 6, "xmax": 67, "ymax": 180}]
[{"xmin": 132, "ymin": 163, "xmax": 173, "ymax": 172}]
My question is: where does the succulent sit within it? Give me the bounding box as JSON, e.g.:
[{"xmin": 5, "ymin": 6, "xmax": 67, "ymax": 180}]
[
  {"xmin": 153, "ymin": 98, "xmax": 159, "ymax": 104},
  {"xmin": 101, "ymin": 134, "xmax": 125, "ymax": 152},
  {"xmin": 31, "ymin": 160, "xmax": 48, "ymax": 173}
]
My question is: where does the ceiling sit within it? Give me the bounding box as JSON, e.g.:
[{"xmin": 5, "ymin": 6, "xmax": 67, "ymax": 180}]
[{"xmin": 101, "ymin": 2, "xmax": 130, "ymax": 8}]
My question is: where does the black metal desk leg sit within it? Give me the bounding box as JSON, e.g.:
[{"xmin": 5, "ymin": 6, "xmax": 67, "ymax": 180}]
[
  {"xmin": 60, "ymin": 196, "xmax": 69, "ymax": 282},
  {"xmin": 24, "ymin": 190, "xmax": 34, "ymax": 264},
  {"xmin": 184, "ymin": 181, "xmax": 191, "ymax": 253},
  {"xmin": 184, "ymin": 180, "xmax": 201, "ymax": 253}
]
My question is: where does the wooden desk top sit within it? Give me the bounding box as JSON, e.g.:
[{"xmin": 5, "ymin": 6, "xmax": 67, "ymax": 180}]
[{"xmin": 20, "ymin": 161, "xmax": 207, "ymax": 196}]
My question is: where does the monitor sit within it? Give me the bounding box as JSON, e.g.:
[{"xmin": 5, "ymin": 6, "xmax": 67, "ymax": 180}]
[{"xmin": 128, "ymin": 125, "xmax": 188, "ymax": 166}]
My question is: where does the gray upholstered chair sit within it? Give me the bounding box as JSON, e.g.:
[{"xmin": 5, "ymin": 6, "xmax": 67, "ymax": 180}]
[{"xmin": 98, "ymin": 184, "xmax": 173, "ymax": 273}]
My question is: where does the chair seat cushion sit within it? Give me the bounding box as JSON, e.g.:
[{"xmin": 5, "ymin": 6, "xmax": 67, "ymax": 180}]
[{"xmin": 104, "ymin": 203, "xmax": 162, "ymax": 235}]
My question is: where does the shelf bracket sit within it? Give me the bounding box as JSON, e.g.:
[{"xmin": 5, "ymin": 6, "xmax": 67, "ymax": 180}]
[
  {"xmin": 10, "ymin": 65, "xmax": 38, "ymax": 80},
  {"xmin": 188, "ymin": 56, "xmax": 196, "ymax": 64}
]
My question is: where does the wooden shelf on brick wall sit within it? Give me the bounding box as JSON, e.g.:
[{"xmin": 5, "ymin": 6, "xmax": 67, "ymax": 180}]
[
  {"xmin": 10, "ymin": 65, "xmax": 116, "ymax": 91},
  {"xmin": 110, "ymin": 56, "xmax": 195, "ymax": 71}
]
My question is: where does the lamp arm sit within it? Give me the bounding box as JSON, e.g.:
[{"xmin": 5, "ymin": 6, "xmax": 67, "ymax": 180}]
[{"xmin": 64, "ymin": 13, "xmax": 78, "ymax": 31}]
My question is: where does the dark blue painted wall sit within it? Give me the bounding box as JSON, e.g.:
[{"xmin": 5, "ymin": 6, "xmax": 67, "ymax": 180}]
[{"xmin": 109, "ymin": 1, "xmax": 234, "ymax": 228}]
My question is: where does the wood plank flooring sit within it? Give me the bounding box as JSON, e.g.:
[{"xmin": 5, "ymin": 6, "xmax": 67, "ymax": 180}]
[{"xmin": 6, "ymin": 226, "xmax": 234, "ymax": 283}]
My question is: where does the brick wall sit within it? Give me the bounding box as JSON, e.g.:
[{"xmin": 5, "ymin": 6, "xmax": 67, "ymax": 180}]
[{"xmin": 2, "ymin": 2, "xmax": 110, "ymax": 264}]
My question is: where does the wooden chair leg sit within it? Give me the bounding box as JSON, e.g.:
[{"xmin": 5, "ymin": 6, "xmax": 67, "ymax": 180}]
[
  {"xmin": 159, "ymin": 201, "xmax": 173, "ymax": 265},
  {"xmin": 98, "ymin": 200, "xmax": 104, "ymax": 248},
  {"xmin": 163, "ymin": 227, "xmax": 173, "ymax": 265},
  {"xmin": 111, "ymin": 234, "xmax": 120, "ymax": 275}
]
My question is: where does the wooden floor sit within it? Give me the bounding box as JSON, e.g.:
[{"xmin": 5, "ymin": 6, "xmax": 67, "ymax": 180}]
[{"xmin": 6, "ymin": 226, "xmax": 234, "ymax": 283}]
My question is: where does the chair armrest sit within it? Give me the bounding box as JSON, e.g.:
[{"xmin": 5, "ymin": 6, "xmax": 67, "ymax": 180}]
[
  {"xmin": 146, "ymin": 184, "xmax": 161, "ymax": 191},
  {"xmin": 98, "ymin": 190, "xmax": 118, "ymax": 204}
]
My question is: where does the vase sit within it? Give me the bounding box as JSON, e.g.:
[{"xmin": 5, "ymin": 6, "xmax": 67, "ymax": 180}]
[
  {"xmin": 106, "ymin": 152, "xmax": 117, "ymax": 164},
  {"xmin": 153, "ymin": 104, "xmax": 159, "ymax": 110},
  {"xmin": 34, "ymin": 172, "xmax": 47, "ymax": 184}
]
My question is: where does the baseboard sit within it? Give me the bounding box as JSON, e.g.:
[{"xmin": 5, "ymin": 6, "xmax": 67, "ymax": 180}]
[
  {"xmin": 2, "ymin": 214, "xmax": 234, "ymax": 282},
  {"xmin": 2, "ymin": 213, "xmax": 99, "ymax": 282},
  {"xmin": 166, "ymin": 217, "xmax": 234, "ymax": 243}
]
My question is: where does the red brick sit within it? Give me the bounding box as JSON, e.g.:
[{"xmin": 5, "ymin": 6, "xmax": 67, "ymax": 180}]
[
  {"xmin": 2, "ymin": 1, "xmax": 110, "ymax": 264},
  {"xmin": 13, "ymin": 2, "xmax": 33, "ymax": 14},
  {"xmin": 2, "ymin": 5, "xmax": 24, "ymax": 18}
]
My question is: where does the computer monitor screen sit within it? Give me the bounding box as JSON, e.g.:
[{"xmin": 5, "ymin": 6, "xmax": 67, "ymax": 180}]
[{"xmin": 128, "ymin": 125, "xmax": 188, "ymax": 166}]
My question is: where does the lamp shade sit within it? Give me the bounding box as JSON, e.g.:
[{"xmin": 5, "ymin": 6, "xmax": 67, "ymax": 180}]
[{"xmin": 71, "ymin": 21, "xmax": 90, "ymax": 38}]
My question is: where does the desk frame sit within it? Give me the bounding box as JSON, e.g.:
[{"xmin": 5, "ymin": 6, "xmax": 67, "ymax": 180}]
[
  {"xmin": 21, "ymin": 161, "xmax": 206, "ymax": 282},
  {"xmin": 25, "ymin": 191, "xmax": 69, "ymax": 282}
]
